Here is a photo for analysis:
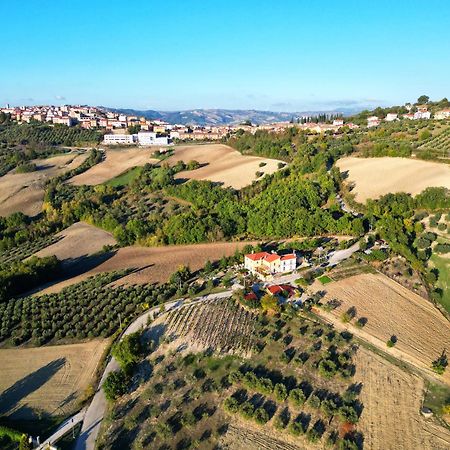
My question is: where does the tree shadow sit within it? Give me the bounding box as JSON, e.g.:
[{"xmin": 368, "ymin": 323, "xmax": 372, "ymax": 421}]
[{"xmin": 0, "ymin": 358, "xmax": 66, "ymax": 416}]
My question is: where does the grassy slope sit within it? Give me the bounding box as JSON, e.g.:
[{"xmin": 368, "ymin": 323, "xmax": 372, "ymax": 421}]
[
  {"xmin": 431, "ymin": 253, "xmax": 450, "ymax": 313},
  {"xmin": 104, "ymin": 166, "xmax": 143, "ymax": 187}
]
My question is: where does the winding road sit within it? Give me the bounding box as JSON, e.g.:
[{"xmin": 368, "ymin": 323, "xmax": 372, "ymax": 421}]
[{"xmin": 72, "ymin": 290, "xmax": 232, "ymax": 450}]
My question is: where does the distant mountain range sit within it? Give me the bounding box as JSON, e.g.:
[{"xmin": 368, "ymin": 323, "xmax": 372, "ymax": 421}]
[{"xmin": 108, "ymin": 107, "xmax": 364, "ymax": 126}]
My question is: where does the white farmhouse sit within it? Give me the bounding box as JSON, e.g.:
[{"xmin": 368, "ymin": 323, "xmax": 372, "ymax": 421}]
[
  {"xmin": 103, "ymin": 134, "xmax": 137, "ymax": 145},
  {"xmin": 385, "ymin": 113, "xmax": 398, "ymax": 122},
  {"xmin": 367, "ymin": 116, "xmax": 380, "ymax": 127},
  {"xmin": 244, "ymin": 251, "xmax": 297, "ymax": 277},
  {"xmin": 137, "ymin": 131, "xmax": 171, "ymax": 146}
]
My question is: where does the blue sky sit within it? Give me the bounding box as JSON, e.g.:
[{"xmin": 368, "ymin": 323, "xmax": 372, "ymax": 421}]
[{"xmin": 1, "ymin": 0, "xmax": 450, "ymax": 111}]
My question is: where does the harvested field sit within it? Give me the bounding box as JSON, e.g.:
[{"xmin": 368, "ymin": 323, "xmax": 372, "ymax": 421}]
[
  {"xmin": 336, "ymin": 156, "xmax": 450, "ymax": 202},
  {"xmin": 355, "ymin": 347, "xmax": 450, "ymax": 450},
  {"xmin": 220, "ymin": 422, "xmax": 302, "ymax": 450},
  {"xmin": 0, "ymin": 153, "xmax": 88, "ymax": 216},
  {"xmin": 312, "ymin": 273, "xmax": 450, "ymax": 384},
  {"xmin": 32, "ymin": 221, "xmax": 116, "ymax": 262},
  {"xmin": 36, "ymin": 241, "xmax": 254, "ymax": 295},
  {"xmin": 165, "ymin": 298, "xmax": 258, "ymax": 356},
  {"xmin": 167, "ymin": 144, "xmax": 284, "ymax": 189},
  {"xmin": 69, "ymin": 148, "xmax": 158, "ymax": 185},
  {"xmin": 0, "ymin": 339, "xmax": 108, "ymax": 420}
]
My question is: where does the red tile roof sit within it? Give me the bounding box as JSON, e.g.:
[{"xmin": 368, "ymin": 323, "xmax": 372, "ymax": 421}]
[
  {"xmin": 281, "ymin": 254, "xmax": 296, "ymax": 261},
  {"xmin": 244, "ymin": 292, "xmax": 258, "ymax": 301},
  {"xmin": 245, "ymin": 252, "xmax": 270, "ymax": 261},
  {"xmin": 265, "ymin": 254, "xmax": 280, "ymax": 263},
  {"xmin": 267, "ymin": 284, "xmax": 296, "ymax": 297},
  {"xmin": 267, "ymin": 285, "xmax": 283, "ymax": 295}
]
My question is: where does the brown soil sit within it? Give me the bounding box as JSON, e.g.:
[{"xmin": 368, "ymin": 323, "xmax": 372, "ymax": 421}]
[
  {"xmin": 0, "ymin": 153, "xmax": 88, "ymax": 216},
  {"xmin": 69, "ymin": 148, "xmax": 158, "ymax": 185},
  {"xmin": 35, "ymin": 241, "xmax": 255, "ymax": 295},
  {"xmin": 0, "ymin": 339, "xmax": 108, "ymax": 420},
  {"xmin": 32, "ymin": 221, "xmax": 116, "ymax": 261},
  {"xmin": 220, "ymin": 421, "xmax": 303, "ymax": 449},
  {"xmin": 167, "ymin": 144, "xmax": 284, "ymax": 189}
]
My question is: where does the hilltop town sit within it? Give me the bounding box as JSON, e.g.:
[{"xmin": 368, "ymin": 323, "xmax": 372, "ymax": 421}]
[{"xmin": 2, "ymin": 99, "xmax": 450, "ymax": 150}]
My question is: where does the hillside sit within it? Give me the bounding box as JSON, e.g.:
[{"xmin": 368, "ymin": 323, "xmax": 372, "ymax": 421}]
[{"xmin": 110, "ymin": 107, "xmax": 362, "ymax": 125}]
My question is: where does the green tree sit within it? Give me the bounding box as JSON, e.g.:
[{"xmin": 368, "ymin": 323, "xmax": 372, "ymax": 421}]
[
  {"xmin": 260, "ymin": 294, "xmax": 280, "ymax": 313},
  {"xmin": 417, "ymin": 95, "xmax": 430, "ymax": 104},
  {"xmin": 103, "ymin": 369, "xmax": 128, "ymax": 401}
]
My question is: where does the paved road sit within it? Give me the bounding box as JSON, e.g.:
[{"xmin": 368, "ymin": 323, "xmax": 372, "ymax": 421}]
[
  {"xmin": 327, "ymin": 242, "xmax": 360, "ymax": 267},
  {"xmin": 74, "ymin": 290, "xmax": 232, "ymax": 450},
  {"xmin": 37, "ymin": 408, "xmax": 86, "ymax": 449}
]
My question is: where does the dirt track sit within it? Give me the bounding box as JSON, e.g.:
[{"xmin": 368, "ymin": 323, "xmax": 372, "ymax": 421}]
[
  {"xmin": 337, "ymin": 157, "xmax": 450, "ymax": 202},
  {"xmin": 0, "ymin": 153, "xmax": 87, "ymax": 216},
  {"xmin": 0, "ymin": 340, "xmax": 108, "ymax": 420},
  {"xmin": 69, "ymin": 148, "xmax": 158, "ymax": 185},
  {"xmin": 167, "ymin": 144, "xmax": 283, "ymax": 189}
]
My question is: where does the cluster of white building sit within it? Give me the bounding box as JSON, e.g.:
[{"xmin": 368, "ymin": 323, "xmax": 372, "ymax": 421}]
[
  {"xmin": 367, "ymin": 106, "xmax": 450, "ymax": 128},
  {"xmin": 103, "ymin": 131, "xmax": 172, "ymax": 146},
  {"xmin": 2, "ymin": 103, "xmax": 450, "ymax": 142}
]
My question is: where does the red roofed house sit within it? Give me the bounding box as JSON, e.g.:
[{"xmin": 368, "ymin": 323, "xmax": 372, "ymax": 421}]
[
  {"xmin": 244, "ymin": 292, "xmax": 258, "ymax": 302},
  {"xmin": 244, "ymin": 251, "xmax": 297, "ymax": 276},
  {"xmin": 266, "ymin": 284, "xmax": 297, "ymax": 298}
]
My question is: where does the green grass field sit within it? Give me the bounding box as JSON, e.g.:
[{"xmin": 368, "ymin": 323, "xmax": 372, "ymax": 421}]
[
  {"xmin": 431, "ymin": 254, "xmax": 450, "ymax": 313},
  {"xmin": 317, "ymin": 275, "xmax": 333, "ymax": 284},
  {"xmin": 104, "ymin": 166, "xmax": 142, "ymax": 187}
]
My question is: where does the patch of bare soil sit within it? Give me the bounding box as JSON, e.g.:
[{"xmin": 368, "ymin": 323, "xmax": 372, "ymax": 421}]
[
  {"xmin": 220, "ymin": 421, "xmax": 303, "ymax": 450},
  {"xmin": 69, "ymin": 148, "xmax": 158, "ymax": 185},
  {"xmin": 0, "ymin": 153, "xmax": 88, "ymax": 216},
  {"xmin": 32, "ymin": 221, "xmax": 116, "ymax": 262},
  {"xmin": 355, "ymin": 347, "xmax": 450, "ymax": 450},
  {"xmin": 0, "ymin": 339, "xmax": 108, "ymax": 420},
  {"xmin": 167, "ymin": 144, "xmax": 284, "ymax": 189},
  {"xmin": 35, "ymin": 241, "xmax": 255, "ymax": 295}
]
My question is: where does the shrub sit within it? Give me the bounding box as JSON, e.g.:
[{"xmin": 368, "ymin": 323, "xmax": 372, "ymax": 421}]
[
  {"xmin": 386, "ymin": 335, "xmax": 397, "ymax": 347},
  {"xmin": 273, "ymin": 412, "xmax": 289, "ymax": 429},
  {"xmin": 228, "ymin": 370, "xmax": 243, "ymax": 384},
  {"xmin": 288, "ymin": 388, "xmax": 306, "ymax": 406},
  {"xmin": 103, "ymin": 369, "xmax": 129, "ymax": 401},
  {"xmin": 338, "ymin": 405, "xmax": 359, "ymax": 424},
  {"xmin": 318, "ymin": 359, "xmax": 337, "ymax": 378},
  {"xmin": 435, "ymin": 243, "xmax": 450, "ymax": 254},
  {"xmin": 181, "ymin": 411, "xmax": 197, "ymax": 428},
  {"xmin": 274, "ymin": 383, "xmax": 288, "ymax": 402},
  {"xmin": 432, "ymin": 352, "xmax": 448, "ymax": 375},
  {"xmin": 239, "ymin": 401, "xmax": 255, "ymax": 419},
  {"xmin": 308, "ymin": 394, "xmax": 321, "ymax": 409},
  {"xmin": 254, "ymin": 407, "xmax": 269, "ymax": 424},
  {"xmin": 288, "ymin": 420, "xmax": 305, "ymax": 436},
  {"xmin": 223, "ymin": 397, "xmax": 239, "ymax": 413},
  {"xmin": 112, "ymin": 331, "xmax": 142, "ymax": 372}
]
